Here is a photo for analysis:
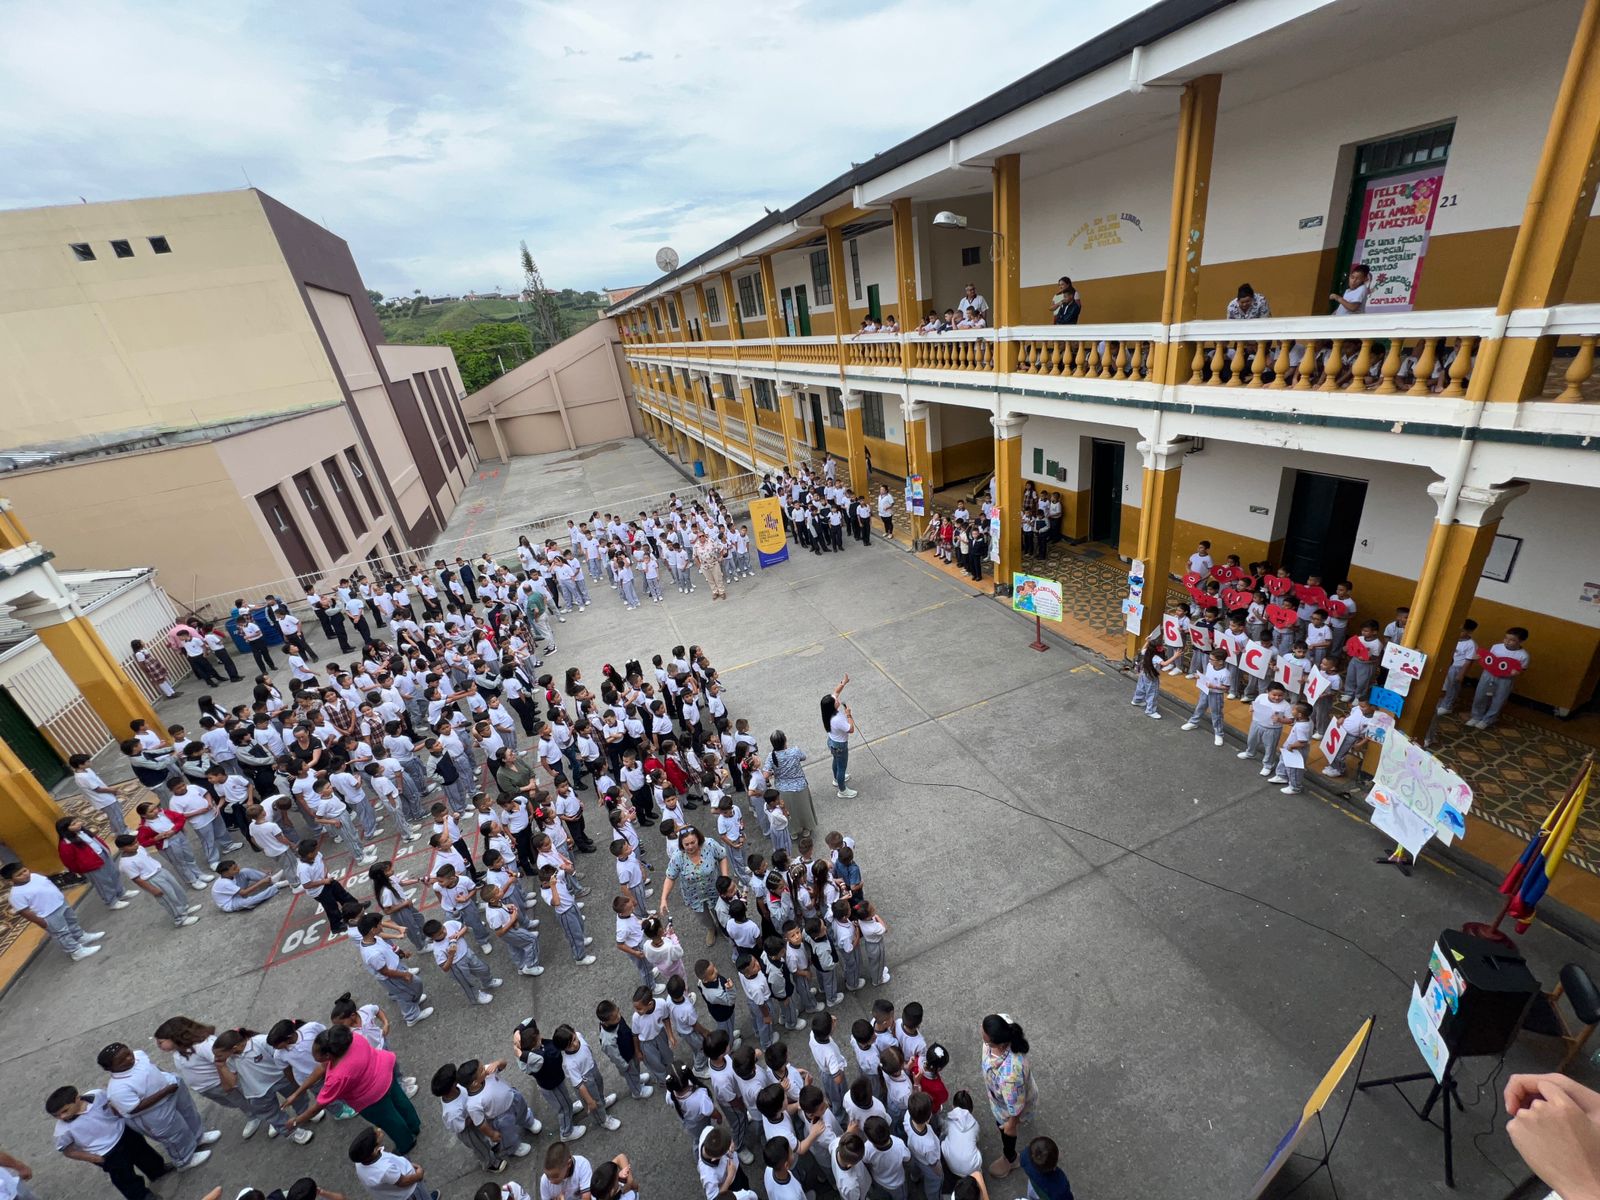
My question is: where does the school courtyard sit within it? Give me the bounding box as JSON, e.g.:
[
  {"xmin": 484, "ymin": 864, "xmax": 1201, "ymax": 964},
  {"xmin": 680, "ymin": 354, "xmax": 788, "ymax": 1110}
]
[{"xmin": 0, "ymin": 441, "xmax": 1594, "ymax": 1200}]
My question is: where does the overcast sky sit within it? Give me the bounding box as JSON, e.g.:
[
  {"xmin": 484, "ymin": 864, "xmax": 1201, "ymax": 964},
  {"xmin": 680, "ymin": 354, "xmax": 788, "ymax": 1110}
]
[{"xmin": 1, "ymin": 0, "xmax": 1148, "ymax": 297}]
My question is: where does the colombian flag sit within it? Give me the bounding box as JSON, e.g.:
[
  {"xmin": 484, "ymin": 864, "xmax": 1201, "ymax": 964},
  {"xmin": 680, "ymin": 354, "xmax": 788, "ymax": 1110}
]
[{"xmin": 1504, "ymin": 759, "xmax": 1591, "ymax": 932}]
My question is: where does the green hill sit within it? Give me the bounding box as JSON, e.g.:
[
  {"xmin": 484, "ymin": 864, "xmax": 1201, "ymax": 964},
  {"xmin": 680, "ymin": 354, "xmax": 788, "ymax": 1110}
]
[{"xmin": 378, "ymin": 294, "xmax": 605, "ymax": 345}]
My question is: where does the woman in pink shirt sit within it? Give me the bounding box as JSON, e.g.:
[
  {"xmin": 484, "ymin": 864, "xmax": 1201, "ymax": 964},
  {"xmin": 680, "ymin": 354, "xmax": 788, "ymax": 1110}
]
[{"xmin": 284, "ymin": 1025, "xmax": 421, "ymax": 1152}]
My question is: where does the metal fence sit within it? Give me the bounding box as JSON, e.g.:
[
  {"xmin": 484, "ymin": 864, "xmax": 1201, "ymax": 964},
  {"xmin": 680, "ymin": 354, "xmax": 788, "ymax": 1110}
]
[{"xmin": 185, "ymin": 470, "xmax": 767, "ymax": 620}]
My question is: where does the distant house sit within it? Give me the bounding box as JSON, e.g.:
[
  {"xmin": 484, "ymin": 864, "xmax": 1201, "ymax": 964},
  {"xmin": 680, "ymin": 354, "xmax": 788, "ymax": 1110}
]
[{"xmin": 605, "ymin": 285, "xmax": 644, "ymax": 305}]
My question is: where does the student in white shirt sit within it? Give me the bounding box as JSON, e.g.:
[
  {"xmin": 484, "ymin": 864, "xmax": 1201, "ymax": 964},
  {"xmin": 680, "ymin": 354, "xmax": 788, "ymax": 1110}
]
[
  {"xmin": 1436, "ymin": 619, "xmax": 1480, "ymax": 717},
  {"xmin": 114, "ymin": 835, "xmax": 198, "ymax": 928},
  {"xmin": 210, "ymin": 859, "xmax": 281, "ymax": 912},
  {"xmin": 1187, "ymin": 541, "xmax": 1214, "ymax": 578},
  {"xmin": 70, "ymin": 753, "xmax": 128, "ymax": 835},
  {"xmin": 1468, "ymin": 626, "xmax": 1531, "ymax": 731},
  {"xmin": 100, "ymin": 1043, "xmax": 218, "ymax": 1169},
  {"xmin": 1180, "ymin": 649, "xmax": 1233, "ymax": 746},
  {"xmin": 1237, "ymin": 683, "xmax": 1292, "ymax": 778},
  {"xmin": 1329, "ymin": 263, "xmax": 1370, "ymax": 315},
  {"xmin": 3, "ymin": 862, "xmax": 104, "ymax": 959},
  {"xmin": 350, "ymin": 1126, "xmax": 429, "ymax": 1200}
]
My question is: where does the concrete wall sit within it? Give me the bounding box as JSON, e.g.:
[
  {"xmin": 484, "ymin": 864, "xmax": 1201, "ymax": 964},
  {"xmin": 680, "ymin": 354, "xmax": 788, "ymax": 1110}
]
[
  {"xmin": 462, "ymin": 321, "xmax": 639, "ymax": 460},
  {"xmin": 0, "ymin": 190, "xmax": 338, "ymax": 449}
]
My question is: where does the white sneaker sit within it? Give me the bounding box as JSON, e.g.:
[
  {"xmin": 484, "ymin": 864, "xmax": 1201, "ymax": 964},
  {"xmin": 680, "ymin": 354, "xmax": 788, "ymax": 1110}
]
[
  {"xmin": 652, "ymin": 982, "xmax": 667, "ymax": 995},
  {"xmin": 563, "ymin": 1125, "xmax": 588, "ymax": 1142},
  {"xmin": 70, "ymin": 944, "xmax": 103, "ymax": 961},
  {"xmin": 177, "ymin": 1150, "xmax": 211, "ymax": 1171},
  {"xmin": 602, "ymin": 1092, "xmax": 618, "ymax": 1107},
  {"xmin": 1226, "ymin": 693, "xmax": 1239, "ymax": 700},
  {"xmin": 1147, "ymin": 711, "xmax": 1162, "ymax": 720},
  {"xmin": 186, "ymin": 904, "xmax": 202, "ymax": 912},
  {"xmin": 476, "ymin": 992, "xmax": 494, "ymax": 1004},
  {"xmin": 1323, "ymin": 768, "xmax": 1345, "ymax": 778},
  {"xmin": 1213, "ymin": 735, "xmax": 1224, "ymax": 747},
  {"xmin": 179, "ymin": 915, "xmax": 199, "ymax": 927},
  {"xmin": 199, "ymin": 1129, "xmax": 222, "ymax": 1146},
  {"xmin": 190, "ymin": 880, "xmax": 209, "ymax": 891},
  {"xmin": 639, "ymin": 1072, "xmax": 652, "ymax": 1084},
  {"xmin": 81, "ymin": 930, "xmax": 106, "ymax": 942},
  {"xmin": 637, "ymin": 1085, "xmax": 654, "ymax": 1098},
  {"xmin": 1259, "ymin": 766, "xmax": 1271, "ymax": 777},
  {"xmin": 1280, "ymin": 786, "xmax": 1302, "ymax": 795},
  {"xmin": 401, "ymin": 1078, "xmax": 418, "ymax": 1097},
  {"xmin": 529, "ymin": 1118, "xmax": 543, "ymax": 1133},
  {"xmin": 582, "ymin": 936, "xmax": 594, "ymax": 945},
  {"xmin": 837, "ymin": 788, "xmax": 858, "ymax": 798},
  {"xmin": 512, "ymin": 1142, "xmax": 533, "ymax": 1158},
  {"xmin": 241, "ymin": 1118, "xmax": 263, "ymax": 1139},
  {"xmin": 120, "ymin": 890, "xmax": 137, "ymax": 899},
  {"xmin": 602, "ymin": 1115, "xmax": 622, "ymax": 1131},
  {"xmin": 480, "ymin": 942, "xmax": 493, "ymax": 955},
  {"xmin": 487, "ymin": 977, "xmax": 503, "ymax": 987},
  {"xmin": 1180, "ymin": 722, "xmax": 1196, "ymax": 731},
  {"xmin": 408, "ymin": 1008, "xmax": 435, "ymax": 1025},
  {"xmin": 1266, "ymin": 775, "xmax": 1287, "ymax": 785},
  {"xmin": 738, "ymin": 1149, "xmax": 755, "ymax": 1165},
  {"xmin": 290, "ymin": 1127, "xmax": 315, "ymax": 1145},
  {"xmin": 108, "ymin": 900, "xmax": 130, "ymax": 910},
  {"xmin": 577, "ymin": 954, "xmax": 597, "ymax": 965},
  {"xmin": 1236, "ymin": 751, "xmax": 1254, "ymax": 759},
  {"xmin": 572, "ymin": 1100, "xmax": 585, "ymax": 1113},
  {"xmin": 519, "ymin": 966, "xmax": 544, "ymax": 977}
]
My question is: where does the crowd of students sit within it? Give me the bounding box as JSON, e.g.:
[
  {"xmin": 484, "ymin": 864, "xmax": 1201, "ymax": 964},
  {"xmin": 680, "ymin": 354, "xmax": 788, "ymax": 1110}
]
[
  {"xmin": 1129, "ymin": 539, "xmax": 1533, "ymax": 796},
  {"xmin": 7, "ymin": 509, "xmax": 1074, "ymax": 1200}
]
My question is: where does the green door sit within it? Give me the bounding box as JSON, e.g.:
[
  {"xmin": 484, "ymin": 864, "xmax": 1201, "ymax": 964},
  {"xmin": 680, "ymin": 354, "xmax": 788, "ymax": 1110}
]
[
  {"xmin": 867, "ymin": 284, "xmax": 882, "ymax": 323},
  {"xmin": 0, "ymin": 687, "xmax": 66, "ymax": 789},
  {"xmin": 795, "ymin": 286, "xmax": 811, "ymax": 336}
]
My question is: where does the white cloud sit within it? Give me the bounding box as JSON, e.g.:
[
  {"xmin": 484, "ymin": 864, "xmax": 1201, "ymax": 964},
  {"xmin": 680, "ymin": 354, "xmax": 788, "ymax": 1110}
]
[{"xmin": 0, "ymin": 0, "xmax": 1152, "ymax": 295}]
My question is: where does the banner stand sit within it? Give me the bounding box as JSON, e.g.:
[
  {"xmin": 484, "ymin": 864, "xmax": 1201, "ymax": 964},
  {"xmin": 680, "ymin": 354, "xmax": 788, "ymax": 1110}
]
[{"xmin": 1029, "ymin": 614, "xmax": 1048, "ymax": 653}]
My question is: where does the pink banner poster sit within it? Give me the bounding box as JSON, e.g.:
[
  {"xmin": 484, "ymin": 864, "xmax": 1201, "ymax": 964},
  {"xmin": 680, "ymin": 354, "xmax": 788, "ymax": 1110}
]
[{"xmin": 1352, "ymin": 167, "xmax": 1446, "ymax": 313}]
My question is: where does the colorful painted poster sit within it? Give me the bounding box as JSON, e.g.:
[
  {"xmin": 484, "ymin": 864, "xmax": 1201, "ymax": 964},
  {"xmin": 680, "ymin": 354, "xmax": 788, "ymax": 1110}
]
[
  {"xmin": 1407, "ymin": 982, "xmax": 1450, "ymax": 1083},
  {"xmin": 1365, "ymin": 728, "xmax": 1473, "ymax": 853},
  {"xmin": 1428, "ymin": 942, "xmax": 1463, "ymax": 1013},
  {"xmin": 905, "ymin": 474, "xmax": 925, "ymax": 516},
  {"xmin": 1380, "ymin": 641, "xmax": 1427, "ymax": 681},
  {"xmin": 1012, "ymin": 574, "xmax": 1064, "ymax": 621},
  {"xmin": 1351, "ymin": 167, "xmax": 1447, "ymax": 313},
  {"xmin": 1123, "ymin": 600, "xmax": 1143, "ymax": 635},
  {"xmin": 1128, "ymin": 560, "xmax": 1146, "ymax": 601},
  {"xmin": 748, "ymin": 496, "xmax": 789, "ymax": 568},
  {"xmin": 989, "ymin": 510, "xmax": 1000, "ymax": 564},
  {"xmin": 1369, "ymin": 685, "xmax": 1405, "ymax": 716},
  {"xmin": 1423, "ymin": 977, "xmax": 1451, "ymax": 1028}
]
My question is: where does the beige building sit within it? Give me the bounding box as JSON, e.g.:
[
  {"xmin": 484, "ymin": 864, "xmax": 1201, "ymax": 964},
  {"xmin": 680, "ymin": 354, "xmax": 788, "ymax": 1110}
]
[
  {"xmin": 462, "ymin": 319, "xmax": 640, "ymax": 461},
  {"xmin": 0, "ymin": 189, "xmax": 474, "ymax": 610}
]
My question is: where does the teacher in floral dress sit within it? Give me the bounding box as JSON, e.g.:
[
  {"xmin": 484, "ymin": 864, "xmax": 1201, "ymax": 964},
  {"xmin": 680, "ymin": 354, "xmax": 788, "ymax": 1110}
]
[
  {"xmin": 657, "ymin": 826, "xmax": 729, "ymax": 947},
  {"xmin": 981, "ymin": 1013, "xmax": 1037, "ymax": 1179},
  {"xmin": 692, "ymin": 530, "xmax": 729, "ymax": 601}
]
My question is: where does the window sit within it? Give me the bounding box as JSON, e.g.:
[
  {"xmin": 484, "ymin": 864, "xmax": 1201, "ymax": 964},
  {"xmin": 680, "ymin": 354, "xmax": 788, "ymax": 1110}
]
[
  {"xmin": 148, "ymin": 236, "xmax": 171, "ymax": 254},
  {"xmin": 1356, "ymin": 122, "xmax": 1453, "ymax": 175},
  {"xmin": 322, "ymin": 455, "xmax": 367, "ymax": 535},
  {"xmin": 849, "ymin": 239, "xmax": 862, "ymax": 301},
  {"xmin": 827, "ymin": 393, "xmax": 845, "ymax": 430},
  {"xmin": 650, "ymin": 306, "xmax": 663, "ymax": 332},
  {"xmin": 345, "ymin": 447, "xmax": 383, "ymax": 518},
  {"xmin": 382, "ymin": 530, "xmax": 401, "ymax": 559},
  {"xmin": 705, "ymin": 287, "xmax": 721, "ymax": 324},
  {"xmin": 809, "ymin": 249, "xmax": 832, "ymax": 306},
  {"xmin": 752, "ymin": 378, "xmax": 777, "ymax": 412},
  {"xmin": 111, "ymin": 239, "xmax": 134, "ymax": 259},
  {"xmin": 668, "ymin": 300, "xmax": 680, "ymax": 329},
  {"xmin": 737, "ymin": 274, "xmax": 764, "ymax": 318},
  {"xmin": 70, "ymin": 242, "xmax": 95, "ymax": 261},
  {"xmin": 960, "ymin": 246, "xmax": 981, "ymax": 267},
  {"xmin": 861, "ymin": 393, "xmax": 885, "ymax": 439}
]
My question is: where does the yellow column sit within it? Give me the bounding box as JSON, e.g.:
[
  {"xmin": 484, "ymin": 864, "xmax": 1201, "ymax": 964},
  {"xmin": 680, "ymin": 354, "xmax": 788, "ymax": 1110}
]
[
  {"xmin": 1125, "ymin": 439, "xmax": 1185, "ymax": 656},
  {"xmin": 0, "ymin": 737, "xmax": 63, "ymax": 871},
  {"xmin": 1155, "ymin": 74, "xmax": 1222, "ymax": 385},
  {"xmin": 35, "ymin": 615, "xmax": 166, "ymax": 740},
  {"xmin": 992, "ymin": 153, "xmax": 1022, "ymax": 371},
  {"xmin": 1471, "ymin": 0, "xmax": 1600, "ymax": 401},
  {"xmin": 736, "ymin": 374, "xmax": 761, "ymax": 466},
  {"xmin": 841, "ymin": 391, "xmax": 869, "ymax": 495},
  {"xmin": 1397, "ymin": 482, "xmax": 1528, "ymax": 741},
  {"xmin": 903, "ymin": 400, "xmax": 932, "ymax": 544},
  {"xmin": 674, "ymin": 292, "xmax": 693, "ymax": 344},
  {"xmin": 892, "ymin": 200, "xmax": 921, "ymax": 370},
  {"xmin": 692, "ymin": 281, "xmax": 711, "ymax": 342},
  {"xmin": 759, "ymin": 256, "xmax": 782, "ymax": 342},
  {"xmin": 0, "ymin": 499, "xmax": 33, "ymax": 551},
  {"xmin": 825, "ymin": 224, "xmax": 854, "ymax": 346},
  {"xmin": 720, "ymin": 270, "xmax": 745, "ymax": 341},
  {"xmin": 777, "ymin": 383, "xmax": 803, "ymax": 468},
  {"xmin": 992, "ymin": 413, "xmax": 1026, "ymax": 588}
]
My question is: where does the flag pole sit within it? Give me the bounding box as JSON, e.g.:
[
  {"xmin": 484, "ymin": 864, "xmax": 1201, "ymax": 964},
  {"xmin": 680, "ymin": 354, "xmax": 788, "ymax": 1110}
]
[{"xmin": 1464, "ymin": 752, "xmax": 1593, "ymax": 944}]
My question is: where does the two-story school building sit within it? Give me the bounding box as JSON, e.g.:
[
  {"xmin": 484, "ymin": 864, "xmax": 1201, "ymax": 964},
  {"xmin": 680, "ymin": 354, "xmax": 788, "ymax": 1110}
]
[{"xmin": 606, "ymin": 0, "xmax": 1600, "ymax": 738}]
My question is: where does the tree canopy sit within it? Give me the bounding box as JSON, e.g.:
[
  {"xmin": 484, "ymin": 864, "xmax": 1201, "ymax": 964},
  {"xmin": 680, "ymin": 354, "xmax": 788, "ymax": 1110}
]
[{"xmin": 436, "ymin": 322, "xmax": 535, "ymax": 392}]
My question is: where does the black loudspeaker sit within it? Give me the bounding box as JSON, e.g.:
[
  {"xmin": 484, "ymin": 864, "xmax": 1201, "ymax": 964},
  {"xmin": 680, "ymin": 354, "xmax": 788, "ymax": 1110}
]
[{"xmin": 1435, "ymin": 929, "xmax": 1540, "ymax": 1058}]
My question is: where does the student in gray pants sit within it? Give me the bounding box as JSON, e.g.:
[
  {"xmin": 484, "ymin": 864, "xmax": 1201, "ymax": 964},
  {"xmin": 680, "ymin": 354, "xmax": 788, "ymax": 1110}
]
[
  {"xmin": 486, "ymin": 901, "xmax": 543, "ymax": 976},
  {"xmin": 596, "ymin": 1003, "xmax": 653, "ymax": 1099},
  {"xmin": 115, "ymin": 838, "xmax": 197, "ymax": 927},
  {"xmin": 540, "ymin": 866, "xmax": 596, "ymax": 964},
  {"xmin": 424, "ymin": 919, "xmax": 500, "ymax": 1004},
  {"xmin": 432, "ymin": 1067, "xmax": 503, "ymax": 1171},
  {"xmin": 1237, "ymin": 686, "xmax": 1290, "ymax": 777}
]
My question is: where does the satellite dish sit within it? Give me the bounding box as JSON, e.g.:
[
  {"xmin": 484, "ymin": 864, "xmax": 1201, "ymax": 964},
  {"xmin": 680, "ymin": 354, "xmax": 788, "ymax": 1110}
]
[{"xmin": 655, "ymin": 246, "xmax": 680, "ymax": 273}]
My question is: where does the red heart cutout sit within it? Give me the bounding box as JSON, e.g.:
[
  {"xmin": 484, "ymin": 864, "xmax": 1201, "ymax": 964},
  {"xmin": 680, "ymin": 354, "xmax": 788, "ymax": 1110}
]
[
  {"xmin": 1295, "ymin": 584, "xmax": 1328, "ymax": 608},
  {"xmin": 1182, "ymin": 572, "xmax": 1203, "ymax": 590},
  {"xmin": 1222, "ymin": 588, "xmax": 1255, "ymax": 612},
  {"xmin": 1262, "ymin": 575, "xmax": 1293, "ymax": 597},
  {"xmin": 1325, "ymin": 598, "xmax": 1348, "ymax": 618},
  {"xmin": 1480, "ymin": 649, "xmax": 1521, "ymax": 679},
  {"xmin": 1345, "ymin": 635, "xmax": 1370, "ymax": 661},
  {"xmin": 1212, "ymin": 564, "xmax": 1242, "ymax": 584},
  {"xmin": 1266, "ymin": 606, "xmax": 1300, "ymax": 630}
]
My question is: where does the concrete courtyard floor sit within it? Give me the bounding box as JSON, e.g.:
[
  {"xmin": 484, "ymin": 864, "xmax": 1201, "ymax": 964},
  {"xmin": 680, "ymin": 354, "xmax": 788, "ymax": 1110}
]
[{"xmin": 2, "ymin": 458, "xmax": 1591, "ymax": 1198}]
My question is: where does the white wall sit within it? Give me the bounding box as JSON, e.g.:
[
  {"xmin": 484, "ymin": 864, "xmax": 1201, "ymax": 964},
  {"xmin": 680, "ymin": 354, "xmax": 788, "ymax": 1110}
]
[
  {"xmin": 1019, "ymin": 414, "xmax": 1144, "ymax": 506},
  {"xmin": 848, "ymin": 225, "xmax": 900, "ymax": 316},
  {"xmin": 1206, "ymin": 0, "xmax": 1577, "ymax": 266},
  {"xmin": 1484, "ymin": 482, "xmax": 1600, "ymax": 627},
  {"xmin": 1020, "ymin": 133, "xmax": 1172, "ymax": 289},
  {"xmin": 915, "ymin": 196, "xmax": 994, "ymax": 315},
  {"xmin": 771, "ymin": 244, "xmax": 829, "ymax": 322}
]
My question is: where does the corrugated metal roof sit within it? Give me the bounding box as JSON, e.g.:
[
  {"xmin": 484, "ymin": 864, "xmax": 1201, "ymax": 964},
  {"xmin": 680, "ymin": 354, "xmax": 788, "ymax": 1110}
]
[{"xmin": 0, "ymin": 567, "xmax": 155, "ymax": 651}]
